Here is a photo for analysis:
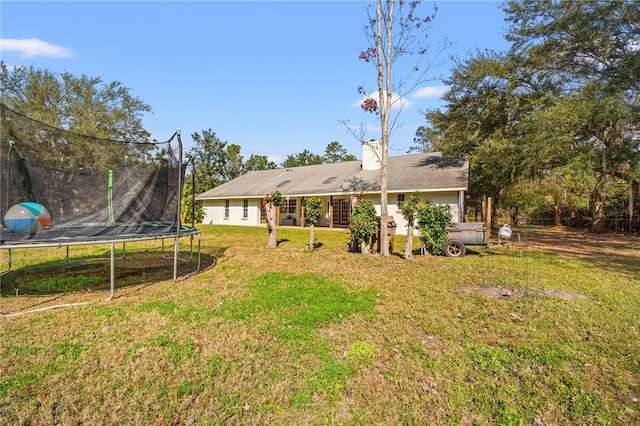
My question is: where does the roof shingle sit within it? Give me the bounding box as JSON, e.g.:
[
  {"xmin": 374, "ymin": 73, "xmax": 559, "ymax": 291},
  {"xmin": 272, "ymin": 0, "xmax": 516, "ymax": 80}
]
[{"xmin": 196, "ymin": 152, "xmax": 469, "ymax": 200}]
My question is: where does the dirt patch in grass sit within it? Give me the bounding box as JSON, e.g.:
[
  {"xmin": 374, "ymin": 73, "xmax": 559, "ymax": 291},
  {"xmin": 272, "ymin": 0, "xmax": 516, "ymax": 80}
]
[{"xmin": 460, "ymin": 285, "xmax": 588, "ymax": 300}]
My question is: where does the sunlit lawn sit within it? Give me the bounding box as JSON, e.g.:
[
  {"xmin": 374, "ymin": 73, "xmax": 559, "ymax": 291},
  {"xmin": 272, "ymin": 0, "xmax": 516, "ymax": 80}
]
[{"xmin": 1, "ymin": 225, "xmax": 639, "ymax": 425}]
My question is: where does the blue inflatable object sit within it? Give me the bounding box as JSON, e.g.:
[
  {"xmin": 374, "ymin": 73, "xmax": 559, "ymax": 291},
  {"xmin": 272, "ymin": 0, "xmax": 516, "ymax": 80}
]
[{"xmin": 3, "ymin": 202, "xmax": 51, "ymax": 234}]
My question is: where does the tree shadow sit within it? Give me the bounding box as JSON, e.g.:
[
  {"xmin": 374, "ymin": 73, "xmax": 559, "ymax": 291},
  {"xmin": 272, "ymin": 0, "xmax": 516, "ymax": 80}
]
[
  {"xmin": 534, "ymin": 231, "xmax": 640, "ymax": 280},
  {"xmin": 416, "ymin": 156, "xmax": 467, "ymax": 169},
  {"xmin": 0, "ymin": 246, "xmax": 224, "ymax": 297},
  {"xmin": 341, "ymin": 176, "xmax": 377, "ymax": 192}
]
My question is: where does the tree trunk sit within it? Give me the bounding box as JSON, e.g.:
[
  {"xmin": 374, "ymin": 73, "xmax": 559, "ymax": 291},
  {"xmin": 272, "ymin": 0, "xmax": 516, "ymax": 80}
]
[
  {"xmin": 554, "ymin": 202, "xmax": 561, "ymax": 227},
  {"xmin": 376, "ymin": 0, "xmax": 392, "ymax": 257},
  {"xmin": 591, "ymin": 171, "xmax": 607, "ymax": 233},
  {"xmin": 361, "ymin": 240, "xmax": 370, "ymax": 254},
  {"xmin": 267, "ymin": 203, "xmax": 277, "ymax": 248},
  {"xmin": 404, "ymin": 222, "xmax": 414, "ymax": 260},
  {"xmin": 308, "ymin": 224, "xmax": 315, "ymax": 252}
]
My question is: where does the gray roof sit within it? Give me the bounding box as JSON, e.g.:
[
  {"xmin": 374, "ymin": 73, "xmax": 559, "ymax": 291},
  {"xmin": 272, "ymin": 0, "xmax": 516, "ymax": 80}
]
[{"xmin": 196, "ymin": 152, "xmax": 469, "ymax": 200}]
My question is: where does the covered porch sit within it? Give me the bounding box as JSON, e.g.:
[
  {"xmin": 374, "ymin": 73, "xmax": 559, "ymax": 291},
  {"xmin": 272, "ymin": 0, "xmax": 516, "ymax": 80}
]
[{"xmin": 265, "ymin": 195, "xmax": 352, "ymax": 228}]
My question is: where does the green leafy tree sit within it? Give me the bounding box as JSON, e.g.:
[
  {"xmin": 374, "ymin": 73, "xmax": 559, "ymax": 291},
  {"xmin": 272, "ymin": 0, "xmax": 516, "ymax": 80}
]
[
  {"xmin": 425, "ymin": 50, "xmax": 552, "ymax": 226},
  {"xmin": 244, "ymin": 154, "xmax": 277, "ymax": 172},
  {"xmin": 283, "ymin": 142, "xmax": 357, "ymax": 168},
  {"xmin": 408, "ymin": 126, "xmax": 435, "ymax": 154},
  {"xmin": 282, "ymin": 149, "xmax": 323, "ymax": 168},
  {"xmin": 0, "ymin": 62, "xmax": 153, "ymax": 170},
  {"xmin": 400, "ymin": 192, "xmax": 422, "ymax": 259},
  {"xmin": 184, "ymin": 130, "xmax": 277, "ymax": 223},
  {"xmin": 323, "ymin": 141, "xmax": 357, "ymax": 163},
  {"xmin": 417, "ymin": 203, "xmax": 452, "ymax": 256},
  {"xmin": 502, "ymin": 0, "xmax": 640, "ymax": 231},
  {"xmin": 304, "ymin": 197, "xmax": 323, "ymax": 252},
  {"xmin": 181, "ymin": 158, "xmax": 204, "ymax": 225},
  {"xmin": 349, "ymin": 200, "xmax": 379, "ymax": 254}
]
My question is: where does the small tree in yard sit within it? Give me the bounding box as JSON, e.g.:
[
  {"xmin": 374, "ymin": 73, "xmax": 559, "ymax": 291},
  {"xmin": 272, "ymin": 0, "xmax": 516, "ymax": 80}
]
[
  {"xmin": 401, "ymin": 192, "xmax": 423, "ymax": 260},
  {"xmin": 264, "ymin": 190, "xmax": 283, "ymax": 248},
  {"xmin": 349, "ymin": 200, "xmax": 379, "ymax": 254},
  {"xmin": 417, "ymin": 202, "xmax": 452, "ymax": 256},
  {"xmin": 304, "ymin": 197, "xmax": 322, "ymax": 252}
]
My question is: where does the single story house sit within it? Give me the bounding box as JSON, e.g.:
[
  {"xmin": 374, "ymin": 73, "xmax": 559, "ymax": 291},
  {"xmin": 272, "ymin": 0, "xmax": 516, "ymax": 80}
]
[{"xmin": 196, "ymin": 140, "xmax": 469, "ymax": 233}]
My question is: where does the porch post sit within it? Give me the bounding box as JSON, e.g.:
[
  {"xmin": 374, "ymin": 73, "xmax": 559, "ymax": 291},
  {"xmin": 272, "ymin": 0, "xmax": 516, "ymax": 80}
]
[
  {"xmin": 301, "ymin": 197, "xmax": 305, "ymax": 227},
  {"xmin": 329, "ymin": 195, "xmax": 334, "ymax": 228}
]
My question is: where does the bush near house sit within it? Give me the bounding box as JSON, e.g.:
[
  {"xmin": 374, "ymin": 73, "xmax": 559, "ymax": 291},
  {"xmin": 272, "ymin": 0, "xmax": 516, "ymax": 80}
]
[{"xmin": 417, "ymin": 203, "xmax": 453, "ymax": 255}]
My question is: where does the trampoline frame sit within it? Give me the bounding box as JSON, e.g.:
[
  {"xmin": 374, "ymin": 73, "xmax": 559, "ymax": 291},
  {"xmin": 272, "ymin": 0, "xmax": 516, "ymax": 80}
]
[
  {"xmin": 1, "ymin": 117, "xmax": 203, "ymax": 311},
  {"xmin": 1, "ymin": 226, "xmax": 201, "ymax": 301}
]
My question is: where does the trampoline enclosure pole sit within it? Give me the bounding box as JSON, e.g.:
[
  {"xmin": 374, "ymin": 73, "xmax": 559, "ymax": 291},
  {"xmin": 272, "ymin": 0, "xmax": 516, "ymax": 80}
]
[
  {"xmin": 107, "ymin": 170, "xmax": 116, "ymax": 226},
  {"xmin": 107, "ymin": 242, "xmax": 115, "ymax": 301}
]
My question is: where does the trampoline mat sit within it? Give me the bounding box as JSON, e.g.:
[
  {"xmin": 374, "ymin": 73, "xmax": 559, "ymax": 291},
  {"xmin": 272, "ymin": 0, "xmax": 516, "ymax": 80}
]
[{"xmin": 1, "ymin": 223, "xmax": 198, "ymax": 246}]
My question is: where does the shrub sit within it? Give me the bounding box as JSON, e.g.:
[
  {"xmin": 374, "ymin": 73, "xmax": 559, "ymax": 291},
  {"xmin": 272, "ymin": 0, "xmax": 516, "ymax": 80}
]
[
  {"xmin": 417, "ymin": 203, "xmax": 452, "ymax": 255},
  {"xmin": 349, "ymin": 200, "xmax": 378, "ymax": 253}
]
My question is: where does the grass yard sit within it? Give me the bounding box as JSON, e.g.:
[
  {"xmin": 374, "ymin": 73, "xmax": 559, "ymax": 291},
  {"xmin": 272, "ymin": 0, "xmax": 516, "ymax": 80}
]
[{"xmin": 1, "ymin": 225, "xmax": 639, "ymax": 425}]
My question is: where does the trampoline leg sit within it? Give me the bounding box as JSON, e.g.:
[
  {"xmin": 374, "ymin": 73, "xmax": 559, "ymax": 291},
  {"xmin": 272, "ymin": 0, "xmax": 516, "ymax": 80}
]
[
  {"xmin": 106, "ymin": 242, "xmax": 115, "ymax": 301},
  {"xmin": 196, "ymin": 232, "xmax": 201, "ymax": 272},
  {"xmin": 173, "ymin": 237, "xmax": 179, "ymax": 281}
]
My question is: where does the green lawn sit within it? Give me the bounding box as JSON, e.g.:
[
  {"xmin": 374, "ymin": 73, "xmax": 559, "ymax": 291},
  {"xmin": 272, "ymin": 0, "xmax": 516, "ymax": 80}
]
[{"xmin": 1, "ymin": 225, "xmax": 639, "ymax": 425}]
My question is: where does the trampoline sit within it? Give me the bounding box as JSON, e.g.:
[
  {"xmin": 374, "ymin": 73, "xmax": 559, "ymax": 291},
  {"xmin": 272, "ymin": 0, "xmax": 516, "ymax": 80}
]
[{"xmin": 1, "ymin": 103, "xmax": 201, "ymax": 309}]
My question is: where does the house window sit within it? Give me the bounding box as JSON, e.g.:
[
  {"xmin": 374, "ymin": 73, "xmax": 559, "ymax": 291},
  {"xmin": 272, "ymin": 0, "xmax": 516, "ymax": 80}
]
[
  {"xmin": 243, "ymin": 199, "xmax": 248, "ymax": 219},
  {"xmin": 260, "ymin": 199, "xmax": 267, "ymax": 222},
  {"xmin": 397, "ymin": 194, "xmax": 405, "ymax": 209},
  {"xmin": 280, "ymin": 199, "xmax": 297, "ymax": 214},
  {"xmin": 224, "ymin": 200, "xmax": 229, "ymax": 219}
]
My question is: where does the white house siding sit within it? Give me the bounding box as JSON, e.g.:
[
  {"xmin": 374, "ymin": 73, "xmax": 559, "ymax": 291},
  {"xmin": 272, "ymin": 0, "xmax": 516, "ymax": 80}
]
[
  {"xmin": 364, "ymin": 191, "xmax": 461, "ymax": 237},
  {"xmin": 202, "ymin": 191, "xmax": 463, "ymax": 235},
  {"xmin": 202, "ymin": 199, "xmax": 263, "ymax": 226}
]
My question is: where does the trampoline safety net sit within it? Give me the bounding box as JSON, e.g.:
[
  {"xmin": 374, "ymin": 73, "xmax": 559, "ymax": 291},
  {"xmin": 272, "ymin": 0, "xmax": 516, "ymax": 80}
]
[{"xmin": 1, "ymin": 103, "xmax": 186, "ymax": 244}]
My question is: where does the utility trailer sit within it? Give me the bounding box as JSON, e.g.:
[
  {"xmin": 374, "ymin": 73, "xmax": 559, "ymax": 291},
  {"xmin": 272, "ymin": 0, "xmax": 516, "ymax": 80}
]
[{"xmin": 443, "ymin": 222, "xmax": 512, "ymax": 257}]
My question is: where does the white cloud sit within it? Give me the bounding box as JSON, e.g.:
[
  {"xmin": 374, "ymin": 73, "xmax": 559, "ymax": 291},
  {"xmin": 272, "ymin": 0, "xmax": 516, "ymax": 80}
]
[
  {"xmin": 0, "ymin": 38, "xmax": 73, "ymax": 58},
  {"xmin": 412, "ymin": 85, "xmax": 448, "ymax": 99}
]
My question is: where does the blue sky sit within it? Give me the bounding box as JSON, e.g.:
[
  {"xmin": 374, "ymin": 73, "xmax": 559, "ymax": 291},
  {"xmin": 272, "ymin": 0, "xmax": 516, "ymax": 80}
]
[{"xmin": 1, "ymin": 1, "xmax": 510, "ymax": 164}]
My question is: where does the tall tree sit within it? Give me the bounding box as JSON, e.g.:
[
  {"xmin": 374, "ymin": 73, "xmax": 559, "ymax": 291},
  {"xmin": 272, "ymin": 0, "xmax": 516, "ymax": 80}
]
[
  {"xmin": 281, "ymin": 149, "xmax": 323, "ymax": 168},
  {"xmin": 426, "ymin": 1, "xmax": 640, "ymax": 231},
  {"xmin": 184, "ymin": 129, "xmax": 277, "ymax": 223},
  {"xmin": 503, "ymin": 0, "xmax": 640, "ymax": 231},
  {"xmin": 358, "ymin": 0, "xmax": 446, "ymax": 256},
  {"xmin": 426, "ymin": 51, "xmax": 544, "ymax": 221},
  {"xmin": 323, "ymin": 141, "xmax": 357, "ymax": 163},
  {"xmin": 282, "ymin": 142, "xmax": 357, "ymax": 167},
  {"xmin": 0, "ymin": 62, "xmax": 151, "ymax": 142},
  {"xmin": 408, "ymin": 126, "xmax": 435, "ymax": 153},
  {"xmin": 244, "ymin": 154, "xmax": 277, "ymax": 172},
  {"xmin": 0, "ymin": 62, "xmax": 153, "ymax": 169}
]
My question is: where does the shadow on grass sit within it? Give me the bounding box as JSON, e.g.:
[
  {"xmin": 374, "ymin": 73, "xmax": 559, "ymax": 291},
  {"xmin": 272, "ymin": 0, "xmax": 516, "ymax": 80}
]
[
  {"xmin": 534, "ymin": 231, "xmax": 640, "ymax": 280},
  {"xmin": 0, "ymin": 246, "xmax": 224, "ymax": 297}
]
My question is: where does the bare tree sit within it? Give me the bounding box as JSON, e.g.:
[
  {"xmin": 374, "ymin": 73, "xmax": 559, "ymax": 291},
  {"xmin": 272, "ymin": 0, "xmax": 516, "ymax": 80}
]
[{"xmin": 356, "ymin": 0, "xmax": 450, "ymax": 256}]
